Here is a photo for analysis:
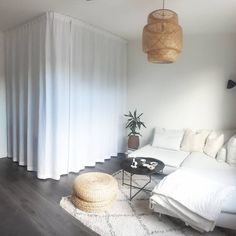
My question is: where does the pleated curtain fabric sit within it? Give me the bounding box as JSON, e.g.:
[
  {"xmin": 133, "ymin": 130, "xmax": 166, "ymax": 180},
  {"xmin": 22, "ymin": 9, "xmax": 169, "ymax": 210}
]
[{"xmin": 5, "ymin": 12, "xmax": 127, "ymax": 180}]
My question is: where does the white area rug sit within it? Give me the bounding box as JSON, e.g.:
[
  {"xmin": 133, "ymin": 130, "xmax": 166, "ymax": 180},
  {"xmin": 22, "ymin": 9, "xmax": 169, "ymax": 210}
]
[{"xmin": 60, "ymin": 171, "xmax": 227, "ymax": 236}]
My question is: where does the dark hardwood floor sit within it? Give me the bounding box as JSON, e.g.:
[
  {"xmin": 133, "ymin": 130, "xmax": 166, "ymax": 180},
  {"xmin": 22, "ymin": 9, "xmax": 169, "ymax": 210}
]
[
  {"xmin": 0, "ymin": 155, "xmax": 235, "ymax": 236},
  {"xmin": 0, "ymin": 155, "xmax": 125, "ymax": 236}
]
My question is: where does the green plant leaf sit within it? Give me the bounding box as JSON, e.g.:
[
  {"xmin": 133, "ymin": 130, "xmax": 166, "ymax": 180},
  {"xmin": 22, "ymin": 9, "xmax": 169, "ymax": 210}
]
[
  {"xmin": 129, "ymin": 111, "xmax": 133, "ymax": 118},
  {"xmin": 141, "ymin": 122, "xmax": 146, "ymax": 128},
  {"xmin": 137, "ymin": 113, "xmax": 143, "ymax": 118},
  {"xmin": 124, "ymin": 109, "xmax": 146, "ymax": 136},
  {"xmin": 137, "ymin": 122, "xmax": 141, "ymax": 129},
  {"xmin": 134, "ymin": 109, "xmax": 137, "ymax": 119},
  {"xmin": 126, "ymin": 120, "xmax": 134, "ymax": 128}
]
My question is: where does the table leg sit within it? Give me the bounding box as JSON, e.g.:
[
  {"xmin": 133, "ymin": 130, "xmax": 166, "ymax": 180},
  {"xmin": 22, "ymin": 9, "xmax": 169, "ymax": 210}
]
[
  {"xmin": 130, "ymin": 173, "xmax": 132, "ymax": 201},
  {"xmin": 121, "ymin": 172, "xmax": 153, "ymax": 201},
  {"xmin": 122, "ymin": 170, "xmax": 124, "ymax": 185}
]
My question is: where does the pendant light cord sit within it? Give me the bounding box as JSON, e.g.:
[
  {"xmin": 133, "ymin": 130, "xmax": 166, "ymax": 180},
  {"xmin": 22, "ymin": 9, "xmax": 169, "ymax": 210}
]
[
  {"xmin": 162, "ymin": 0, "xmax": 165, "ymax": 10},
  {"xmin": 162, "ymin": 0, "xmax": 165, "ymax": 18},
  {"xmin": 161, "ymin": 0, "xmax": 166, "ymax": 31}
]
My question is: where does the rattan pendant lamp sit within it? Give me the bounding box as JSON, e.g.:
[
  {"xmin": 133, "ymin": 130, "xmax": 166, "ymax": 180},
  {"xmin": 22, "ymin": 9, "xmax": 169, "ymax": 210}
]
[{"xmin": 143, "ymin": 0, "xmax": 183, "ymax": 63}]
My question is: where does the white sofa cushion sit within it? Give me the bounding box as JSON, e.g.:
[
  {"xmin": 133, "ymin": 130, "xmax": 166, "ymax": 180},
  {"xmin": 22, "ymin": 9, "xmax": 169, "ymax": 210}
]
[
  {"xmin": 180, "ymin": 152, "xmax": 232, "ymax": 171},
  {"xmin": 221, "ymin": 191, "xmax": 236, "ymax": 213},
  {"xmin": 221, "ymin": 129, "xmax": 236, "ymax": 144},
  {"xmin": 180, "ymin": 152, "xmax": 236, "ymax": 214},
  {"xmin": 128, "ymin": 145, "xmax": 190, "ymax": 171},
  {"xmin": 227, "ymin": 135, "xmax": 236, "ymax": 167},
  {"xmin": 215, "ymin": 130, "xmax": 236, "ymax": 163},
  {"xmin": 216, "ymin": 146, "xmax": 227, "ymax": 162},
  {"xmin": 203, "ymin": 131, "xmax": 224, "ymax": 158},
  {"xmin": 152, "ymin": 128, "xmax": 184, "ymax": 151},
  {"xmin": 181, "ymin": 129, "xmax": 210, "ymax": 152}
]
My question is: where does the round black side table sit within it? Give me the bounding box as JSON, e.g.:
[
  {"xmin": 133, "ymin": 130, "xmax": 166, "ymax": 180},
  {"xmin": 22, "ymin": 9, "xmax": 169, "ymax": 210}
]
[{"xmin": 120, "ymin": 157, "xmax": 165, "ymax": 200}]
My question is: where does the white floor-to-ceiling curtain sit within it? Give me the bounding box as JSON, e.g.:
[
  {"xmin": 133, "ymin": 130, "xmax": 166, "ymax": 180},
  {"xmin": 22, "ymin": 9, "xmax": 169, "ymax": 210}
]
[{"xmin": 5, "ymin": 12, "xmax": 127, "ymax": 179}]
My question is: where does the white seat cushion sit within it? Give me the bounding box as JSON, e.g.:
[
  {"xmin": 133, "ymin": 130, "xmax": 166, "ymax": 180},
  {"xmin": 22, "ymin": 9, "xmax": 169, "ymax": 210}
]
[
  {"xmin": 222, "ymin": 190, "xmax": 236, "ymax": 213},
  {"xmin": 181, "ymin": 154, "xmax": 236, "ymax": 214},
  {"xmin": 128, "ymin": 145, "xmax": 190, "ymax": 169},
  {"xmin": 180, "ymin": 152, "xmax": 232, "ymax": 171}
]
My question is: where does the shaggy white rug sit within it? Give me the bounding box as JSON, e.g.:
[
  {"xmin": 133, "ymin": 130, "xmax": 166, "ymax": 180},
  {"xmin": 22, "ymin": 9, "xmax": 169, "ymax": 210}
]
[{"xmin": 60, "ymin": 171, "xmax": 228, "ymax": 236}]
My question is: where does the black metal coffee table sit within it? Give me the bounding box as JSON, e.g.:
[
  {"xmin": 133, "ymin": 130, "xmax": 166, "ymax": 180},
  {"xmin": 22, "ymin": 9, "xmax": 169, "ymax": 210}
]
[{"xmin": 120, "ymin": 157, "xmax": 165, "ymax": 200}]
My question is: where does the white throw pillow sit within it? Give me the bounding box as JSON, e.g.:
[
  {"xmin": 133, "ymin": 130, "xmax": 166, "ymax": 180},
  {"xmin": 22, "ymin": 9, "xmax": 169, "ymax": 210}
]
[
  {"xmin": 204, "ymin": 131, "xmax": 224, "ymax": 158},
  {"xmin": 216, "ymin": 145, "xmax": 227, "ymax": 162},
  {"xmin": 221, "ymin": 129, "xmax": 236, "ymax": 144},
  {"xmin": 226, "ymin": 135, "xmax": 236, "ymax": 167},
  {"xmin": 181, "ymin": 129, "xmax": 210, "ymax": 152},
  {"xmin": 152, "ymin": 128, "xmax": 184, "ymax": 151}
]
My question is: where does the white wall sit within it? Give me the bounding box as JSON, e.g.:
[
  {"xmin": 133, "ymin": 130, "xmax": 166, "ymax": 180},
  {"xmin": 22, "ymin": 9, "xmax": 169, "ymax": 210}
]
[
  {"xmin": 0, "ymin": 32, "xmax": 7, "ymax": 157},
  {"xmin": 128, "ymin": 34, "xmax": 236, "ymax": 146}
]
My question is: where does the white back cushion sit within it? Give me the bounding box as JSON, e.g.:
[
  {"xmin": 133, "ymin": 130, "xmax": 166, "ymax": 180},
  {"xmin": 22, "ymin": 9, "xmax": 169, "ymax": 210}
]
[
  {"xmin": 216, "ymin": 145, "xmax": 227, "ymax": 162},
  {"xmin": 181, "ymin": 129, "xmax": 210, "ymax": 152},
  {"xmin": 227, "ymin": 135, "xmax": 236, "ymax": 167},
  {"xmin": 216, "ymin": 129, "xmax": 236, "ymax": 162},
  {"xmin": 204, "ymin": 131, "xmax": 224, "ymax": 158},
  {"xmin": 221, "ymin": 129, "xmax": 236, "ymax": 144},
  {"xmin": 152, "ymin": 128, "xmax": 184, "ymax": 151}
]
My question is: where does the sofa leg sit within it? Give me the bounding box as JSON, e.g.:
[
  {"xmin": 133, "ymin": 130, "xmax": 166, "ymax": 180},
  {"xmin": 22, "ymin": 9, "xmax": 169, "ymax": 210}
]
[{"xmin": 158, "ymin": 213, "xmax": 162, "ymax": 220}]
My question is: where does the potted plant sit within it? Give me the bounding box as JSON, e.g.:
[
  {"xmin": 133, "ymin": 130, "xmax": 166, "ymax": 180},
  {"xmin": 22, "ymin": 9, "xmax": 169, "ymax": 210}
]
[{"xmin": 124, "ymin": 110, "xmax": 146, "ymax": 150}]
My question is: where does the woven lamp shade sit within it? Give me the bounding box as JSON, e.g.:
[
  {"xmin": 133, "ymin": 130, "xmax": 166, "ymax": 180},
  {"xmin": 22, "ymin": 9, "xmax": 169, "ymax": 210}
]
[{"xmin": 143, "ymin": 9, "xmax": 183, "ymax": 63}]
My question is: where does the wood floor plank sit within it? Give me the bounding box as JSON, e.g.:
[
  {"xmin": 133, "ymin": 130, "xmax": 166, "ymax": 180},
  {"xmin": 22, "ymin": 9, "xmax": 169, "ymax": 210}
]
[
  {"xmin": 0, "ymin": 185, "xmax": 44, "ymax": 236},
  {"xmin": 0, "ymin": 157, "xmax": 124, "ymax": 236},
  {"xmin": 0, "ymin": 156, "xmax": 234, "ymax": 236},
  {"xmin": 0, "ymin": 180, "xmax": 90, "ymax": 235}
]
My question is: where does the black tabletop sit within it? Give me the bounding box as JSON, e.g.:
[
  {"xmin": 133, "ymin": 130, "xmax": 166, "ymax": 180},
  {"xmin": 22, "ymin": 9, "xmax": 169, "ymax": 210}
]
[{"xmin": 120, "ymin": 157, "xmax": 165, "ymax": 175}]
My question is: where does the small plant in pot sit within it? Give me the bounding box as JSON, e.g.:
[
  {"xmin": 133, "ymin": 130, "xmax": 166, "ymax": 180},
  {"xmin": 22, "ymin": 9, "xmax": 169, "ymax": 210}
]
[{"xmin": 124, "ymin": 110, "xmax": 146, "ymax": 150}]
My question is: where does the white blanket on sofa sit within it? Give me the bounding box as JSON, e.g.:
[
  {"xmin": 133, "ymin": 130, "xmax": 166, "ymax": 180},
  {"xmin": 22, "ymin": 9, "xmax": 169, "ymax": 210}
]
[{"xmin": 150, "ymin": 168, "xmax": 235, "ymax": 232}]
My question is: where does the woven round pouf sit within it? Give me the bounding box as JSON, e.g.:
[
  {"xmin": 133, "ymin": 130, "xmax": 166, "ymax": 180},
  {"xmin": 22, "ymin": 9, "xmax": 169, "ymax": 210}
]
[
  {"xmin": 72, "ymin": 172, "xmax": 118, "ymax": 213},
  {"xmin": 71, "ymin": 194, "xmax": 116, "ymax": 213}
]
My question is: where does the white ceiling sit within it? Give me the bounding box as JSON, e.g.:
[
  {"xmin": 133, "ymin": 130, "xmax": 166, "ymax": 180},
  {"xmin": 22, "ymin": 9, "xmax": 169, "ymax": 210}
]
[{"xmin": 0, "ymin": 0, "xmax": 236, "ymax": 40}]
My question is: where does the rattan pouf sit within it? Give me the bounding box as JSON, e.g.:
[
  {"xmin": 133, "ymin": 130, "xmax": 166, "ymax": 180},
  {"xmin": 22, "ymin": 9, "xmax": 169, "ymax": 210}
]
[{"xmin": 72, "ymin": 172, "xmax": 118, "ymax": 213}]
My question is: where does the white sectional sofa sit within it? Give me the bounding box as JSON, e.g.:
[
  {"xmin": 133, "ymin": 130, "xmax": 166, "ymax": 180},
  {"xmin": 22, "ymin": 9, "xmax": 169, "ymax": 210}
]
[{"xmin": 128, "ymin": 128, "xmax": 236, "ymax": 231}]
